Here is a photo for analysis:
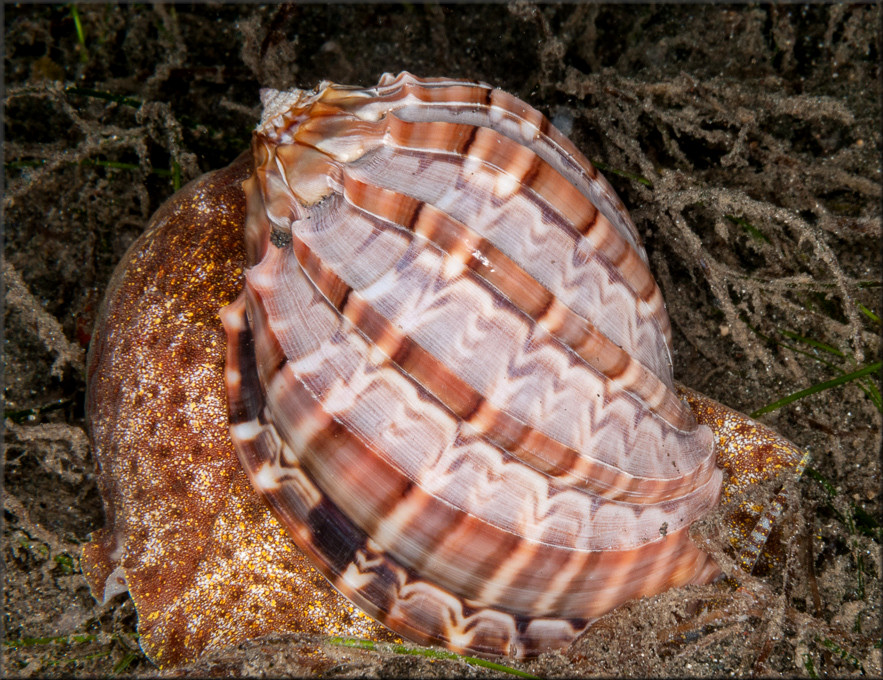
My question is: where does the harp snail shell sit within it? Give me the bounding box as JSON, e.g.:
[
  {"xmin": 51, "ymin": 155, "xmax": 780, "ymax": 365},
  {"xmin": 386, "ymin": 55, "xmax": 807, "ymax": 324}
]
[{"xmin": 83, "ymin": 72, "xmax": 808, "ymax": 664}]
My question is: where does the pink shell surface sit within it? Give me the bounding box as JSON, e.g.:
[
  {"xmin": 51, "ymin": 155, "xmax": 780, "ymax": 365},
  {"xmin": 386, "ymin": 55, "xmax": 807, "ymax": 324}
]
[{"xmin": 221, "ymin": 72, "xmax": 722, "ymax": 657}]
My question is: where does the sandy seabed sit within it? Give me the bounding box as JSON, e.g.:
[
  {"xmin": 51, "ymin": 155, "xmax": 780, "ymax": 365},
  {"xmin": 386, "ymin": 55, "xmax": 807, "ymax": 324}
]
[{"xmin": 4, "ymin": 4, "xmax": 880, "ymax": 677}]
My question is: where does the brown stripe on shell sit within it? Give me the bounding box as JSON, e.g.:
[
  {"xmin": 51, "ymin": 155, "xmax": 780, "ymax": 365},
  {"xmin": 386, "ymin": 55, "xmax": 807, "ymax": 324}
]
[
  {"xmin": 378, "ymin": 115, "xmax": 672, "ymax": 350},
  {"xmin": 262, "ymin": 111, "xmax": 670, "ymax": 382},
  {"xmin": 259, "ymin": 71, "xmax": 648, "ymax": 280},
  {"xmin": 344, "ymin": 146, "xmax": 672, "ymax": 383},
  {"xmin": 284, "ymin": 221, "xmax": 708, "ymax": 504},
  {"xmin": 226, "ymin": 292, "xmax": 721, "ymax": 622},
  {"xmin": 295, "ymin": 72, "xmax": 650, "ymax": 282},
  {"xmin": 342, "ymin": 170, "xmax": 554, "ymax": 317},
  {"xmin": 261, "ymin": 85, "xmax": 672, "ymax": 365},
  {"xmin": 341, "ymin": 169, "xmax": 691, "ymax": 430},
  {"xmin": 227, "ymin": 376, "xmax": 718, "ymax": 643},
  {"xmin": 271, "ymin": 190, "xmax": 714, "ymax": 504},
  {"xmin": 221, "ymin": 296, "xmax": 558, "ymax": 657},
  {"xmin": 341, "ymin": 292, "xmax": 485, "ymax": 421},
  {"xmin": 242, "ymin": 243, "xmax": 721, "ymax": 552},
  {"xmin": 247, "ymin": 106, "xmax": 720, "ymax": 488}
]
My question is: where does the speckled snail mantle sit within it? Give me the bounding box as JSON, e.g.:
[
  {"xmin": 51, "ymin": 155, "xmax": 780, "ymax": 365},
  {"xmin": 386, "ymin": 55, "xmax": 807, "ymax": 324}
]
[{"xmin": 82, "ymin": 72, "xmax": 807, "ymax": 666}]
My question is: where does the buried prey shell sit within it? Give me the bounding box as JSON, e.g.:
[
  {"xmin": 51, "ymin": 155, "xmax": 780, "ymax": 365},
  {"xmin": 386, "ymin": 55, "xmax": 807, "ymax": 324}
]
[{"xmin": 83, "ymin": 72, "xmax": 807, "ymax": 665}]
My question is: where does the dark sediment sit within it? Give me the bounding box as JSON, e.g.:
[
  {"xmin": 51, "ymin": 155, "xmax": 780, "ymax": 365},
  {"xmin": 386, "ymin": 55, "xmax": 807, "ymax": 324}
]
[{"xmin": 4, "ymin": 4, "xmax": 880, "ymax": 677}]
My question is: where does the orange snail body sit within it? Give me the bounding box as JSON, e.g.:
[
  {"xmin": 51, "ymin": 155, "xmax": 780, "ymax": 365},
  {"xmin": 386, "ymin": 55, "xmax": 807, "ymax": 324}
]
[{"xmin": 83, "ymin": 73, "xmax": 807, "ymax": 666}]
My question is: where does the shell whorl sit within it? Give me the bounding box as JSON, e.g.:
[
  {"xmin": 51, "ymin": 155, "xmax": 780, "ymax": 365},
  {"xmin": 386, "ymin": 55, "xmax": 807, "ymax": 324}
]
[{"xmin": 222, "ymin": 72, "xmax": 723, "ymax": 657}]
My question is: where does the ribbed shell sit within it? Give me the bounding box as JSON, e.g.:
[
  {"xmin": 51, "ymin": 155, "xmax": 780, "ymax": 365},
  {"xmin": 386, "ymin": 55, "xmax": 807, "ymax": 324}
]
[{"xmin": 221, "ymin": 72, "xmax": 723, "ymax": 657}]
